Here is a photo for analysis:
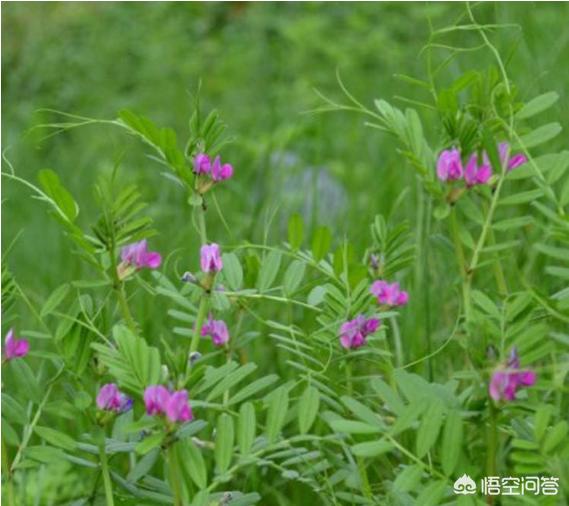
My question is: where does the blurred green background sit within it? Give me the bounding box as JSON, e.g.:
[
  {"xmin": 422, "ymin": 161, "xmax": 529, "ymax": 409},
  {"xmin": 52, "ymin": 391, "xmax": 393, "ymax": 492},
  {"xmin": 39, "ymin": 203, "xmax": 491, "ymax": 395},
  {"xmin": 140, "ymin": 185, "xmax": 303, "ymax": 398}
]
[{"xmin": 3, "ymin": 1, "xmax": 569, "ymax": 329}]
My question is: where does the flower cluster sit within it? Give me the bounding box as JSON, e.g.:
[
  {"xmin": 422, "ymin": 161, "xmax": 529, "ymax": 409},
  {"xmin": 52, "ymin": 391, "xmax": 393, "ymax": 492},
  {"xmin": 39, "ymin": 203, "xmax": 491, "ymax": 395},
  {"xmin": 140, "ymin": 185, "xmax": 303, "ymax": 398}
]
[
  {"xmin": 489, "ymin": 348, "xmax": 536, "ymax": 402},
  {"xmin": 144, "ymin": 385, "xmax": 193, "ymax": 423},
  {"xmin": 193, "ymin": 153, "xmax": 234, "ymax": 195},
  {"xmin": 339, "ymin": 315, "xmax": 380, "ymax": 349},
  {"xmin": 370, "ymin": 280, "xmax": 409, "ymax": 307},
  {"xmin": 118, "ymin": 239, "xmax": 162, "ymax": 279},
  {"xmin": 96, "ymin": 383, "xmax": 132, "ymax": 413},
  {"xmin": 3, "ymin": 329, "xmax": 29, "ymax": 361},
  {"xmin": 437, "ymin": 142, "xmax": 527, "ymax": 187},
  {"xmin": 201, "ymin": 314, "xmax": 230, "ymax": 346}
]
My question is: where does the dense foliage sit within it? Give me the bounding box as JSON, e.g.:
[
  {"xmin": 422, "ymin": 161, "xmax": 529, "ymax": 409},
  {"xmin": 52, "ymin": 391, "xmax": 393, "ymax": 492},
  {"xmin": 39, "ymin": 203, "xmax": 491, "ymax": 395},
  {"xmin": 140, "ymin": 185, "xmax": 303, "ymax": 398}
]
[{"xmin": 2, "ymin": 3, "xmax": 568, "ymax": 505}]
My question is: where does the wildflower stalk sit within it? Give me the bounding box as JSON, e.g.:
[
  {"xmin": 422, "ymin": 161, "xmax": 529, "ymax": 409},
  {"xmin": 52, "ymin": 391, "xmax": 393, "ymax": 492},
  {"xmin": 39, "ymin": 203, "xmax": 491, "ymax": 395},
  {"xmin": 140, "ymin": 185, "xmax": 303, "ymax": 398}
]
[
  {"xmin": 167, "ymin": 444, "xmax": 184, "ymax": 506},
  {"xmin": 97, "ymin": 432, "xmax": 115, "ymax": 506},
  {"xmin": 109, "ymin": 237, "xmax": 137, "ymax": 333},
  {"xmin": 486, "ymin": 400, "xmax": 498, "ymax": 505},
  {"xmin": 464, "ymin": 172, "xmax": 507, "ymax": 326}
]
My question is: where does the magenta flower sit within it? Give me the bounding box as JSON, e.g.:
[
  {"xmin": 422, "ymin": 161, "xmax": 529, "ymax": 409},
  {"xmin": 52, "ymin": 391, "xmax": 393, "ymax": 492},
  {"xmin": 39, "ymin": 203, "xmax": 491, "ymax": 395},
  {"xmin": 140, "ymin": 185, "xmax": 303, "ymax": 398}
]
[
  {"xmin": 339, "ymin": 315, "xmax": 380, "ymax": 349},
  {"xmin": 194, "ymin": 153, "xmax": 211, "ymax": 174},
  {"xmin": 436, "ymin": 148, "xmax": 463, "ymax": 182},
  {"xmin": 489, "ymin": 348, "xmax": 536, "ymax": 402},
  {"xmin": 211, "ymin": 156, "xmax": 234, "ymax": 182},
  {"xmin": 165, "ymin": 390, "xmax": 193, "ymax": 423},
  {"xmin": 200, "ymin": 243, "xmax": 223, "ymax": 273},
  {"xmin": 464, "ymin": 154, "xmax": 492, "ymax": 187},
  {"xmin": 498, "ymin": 142, "xmax": 527, "ymax": 171},
  {"xmin": 143, "ymin": 385, "xmax": 170, "ymax": 416},
  {"xmin": 370, "ymin": 280, "xmax": 409, "ymax": 307},
  {"xmin": 96, "ymin": 383, "xmax": 132, "ymax": 413},
  {"xmin": 121, "ymin": 240, "xmax": 162, "ymax": 270},
  {"xmin": 201, "ymin": 315, "xmax": 230, "ymax": 346},
  {"xmin": 4, "ymin": 329, "xmax": 29, "ymax": 360}
]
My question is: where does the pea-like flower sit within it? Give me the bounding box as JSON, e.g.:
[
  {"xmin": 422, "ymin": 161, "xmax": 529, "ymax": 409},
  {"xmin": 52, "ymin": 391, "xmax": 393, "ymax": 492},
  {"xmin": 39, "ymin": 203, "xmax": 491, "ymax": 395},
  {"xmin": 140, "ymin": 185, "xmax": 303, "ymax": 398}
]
[
  {"xmin": 498, "ymin": 142, "xmax": 527, "ymax": 171},
  {"xmin": 489, "ymin": 348, "xmax": 536, "ymax": 402},
  {"xmin": 96, "ymin": 383, "xmax": 132, "ymax": 413},
  {"xmin": 4, "ymin": 329, "xmax": 29, "ymax": 360},
  {"xmin": 370, "ymin": 280, "xmax": 409, "ymax": 307},
  {"xmin": 464, "ymin": 154, "xmax": 492, "ymax": 187},
  {"xmin": 339, "ymin": 315, "xmax": 380, "ymax": 349},
  {"xmin": 143, "ymin": 385, "xmax": 171, "ymax": 416},
  {"xmin": 200, "ymin": 243, "xmax": 223, "ymax": 273},
  {"xmin": 436, "ymin": 148, "xmax": 463, "ymax": 182},
  {"xmin": 194, "ymin": 153, "xmax": 211, "ymax": 174},
  {"xmin": 120, "ymin": 240, "xmax": 162, "ymax": 270},
  {"xmin": 211, "ymin": 156, "xmax": 234, "ymax": 182},
  {"xmin": 201, "ymin": 314, "xmax": 230, "ymax": 346},
  {"xmin": 193, "ymin": 153, "xmax": 234, "ymax": 184},
  {"xmin": 165, "ymin": 390, "xmax": 193, "ymax": 423}
]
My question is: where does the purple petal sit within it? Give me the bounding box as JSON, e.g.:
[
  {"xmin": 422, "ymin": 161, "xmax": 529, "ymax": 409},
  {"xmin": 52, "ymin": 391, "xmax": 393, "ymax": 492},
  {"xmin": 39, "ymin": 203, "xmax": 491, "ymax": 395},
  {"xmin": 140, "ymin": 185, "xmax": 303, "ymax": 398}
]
[
  {"xmin": 508, "ymin": 154, "xmax": 527, "ymax": 171},
  {"xmin": 144, "ymin": 252, "xmax": 162, "ymax": 269}
]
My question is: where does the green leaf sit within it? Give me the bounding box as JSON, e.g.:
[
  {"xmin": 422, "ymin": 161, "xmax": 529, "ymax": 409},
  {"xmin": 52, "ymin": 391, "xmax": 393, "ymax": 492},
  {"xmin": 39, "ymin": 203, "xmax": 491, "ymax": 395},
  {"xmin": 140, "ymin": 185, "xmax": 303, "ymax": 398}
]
[
  {"xmin": 38, "ymin": 169, "xmax": 78, "ymax": 222},
  {"xmin": 351, "ymin": 439, "xmax": 393, "ymax": 457},
  {"xmin": 288, "ymin": 213, "xmax": 304, "ymax": 251},
  {"xmin": 441, "ymin": 410, "xmax": 463, "ymax": 476},
  {"xmin": 471, "ymin": 290, "xmax": 501, "ymax": 320},
  {"xmin": 499, "ymin": 189, "xmax": 544, "ymax": 206},
  {"xmin": 415, "ymin": 399, "xmax": 444, "ymax": 458},
  {"xmin": 311, "ymin": 226, "xmax": 332, "ymax": 261},
  {"xmin": 127, "ymin": 448, "xmax": 159, "ymax": 482},
  {"xmin": 228, "ymin": 374, "xmax": 279, "ymax": 406},
  {"xmin": 515, "ymin": 92, "xmax": 559, "ymax": 120},
  {"xmin": 543, "ymin": 420, "xmax": 568, "ymax": 453},
  {"xmin": 492, "ymin": 216, "xmax": 534, "ymax": 231},
  {"xmin": 297, "ymin": 385, "xmax": 319, "ymax": 434},
  {"xmin": 222, "ymin": 253, "xmax": 243, "ymax": 291},
  {"xmin": 256, "ymin": 251, "xmax": 282, "ymax": 292},
  {"xmin": 534, "ymin": 405, "xmax": 554, "ymax": 442},
  {"xmin": 206, "ymin": 363, "xmax": 257, "ymax": 402},
  {"xmin": 34, "ymin": 426, "xmax": 76, "ymax": 451},
  {"xmin": 136, "ymin": 432, "xmax": 164, "ymax": 455},
  {"xmin": 181, "ymin": 439, "xmax": 207, "ymax": 489},
  {"xmin": 9, "ymin": 359, "xmax": 42, "ymax": 403},
  {"xmin": 514, "ymin": 123, "xmax": 562, "ymax": 150},
  {"xmin": 266, "ymin": 386, "xmax": 289, "ymax": 443},
  {"xmin": 329, "ymin": 419, "xmax": 382, "ymax": 435},
  {"xmin": 91, "ymin": 324, "xmax": 161, "ymax": 393},
  {"xmin": 392, "ymin": 465, "xmax": 423, "ymax": 493},
  {"xmin": 215, "ymin": 413, "xmax": 234, "ymax": 473},
  {"xmin": 341, "ymin": 396, "xmax": 382, "ymax": 427},
  {"xmin": 283, "ymin": 260, "xmax": 306, "ymax": 295},
  {"xmin": 40, "ymin": 283, "xmax": 71, "ymax": 318},
  {"xmin": 238, "ymin": 402, "xmax": 256, "ymax": 455},
  {"xmin": 416, "ymin": 480, "xmax": 447, "ymax": 506}
]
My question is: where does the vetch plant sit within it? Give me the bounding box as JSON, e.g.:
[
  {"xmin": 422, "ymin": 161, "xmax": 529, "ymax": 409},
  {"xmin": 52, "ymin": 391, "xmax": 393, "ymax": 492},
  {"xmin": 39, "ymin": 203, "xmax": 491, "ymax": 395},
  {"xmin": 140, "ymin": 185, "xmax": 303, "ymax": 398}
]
[{"xmin": 2, "ymin": 4, "xmax": 568, "ymax": 506}]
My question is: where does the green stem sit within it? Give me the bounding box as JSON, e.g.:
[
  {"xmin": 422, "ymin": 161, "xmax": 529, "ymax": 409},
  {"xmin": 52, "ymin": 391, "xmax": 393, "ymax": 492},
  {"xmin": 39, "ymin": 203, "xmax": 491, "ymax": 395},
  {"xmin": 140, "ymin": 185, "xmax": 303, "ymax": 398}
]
[
  {"xmin": 197, "ymin": 203, "xmax": 207, "ymax": 244},
  {"xmin": 98, "ymin": 435, "xmax": 115, "ymax": 506},
  {"xmin": 449, "ymin": 208, "xmax": 471, "ymax": 322},
  {"xmin": 486, "ymin": 401, "xmax": 498, "ymax": 505},
  {"xmin": 167, "ymin": 445, "xmax": 184, "ymax": 506},
  {"xmin": 116, "ymin": 284, "xmax": 137, "ymax": 333},
  {"xmin": 390, "ymin": 316, "xmax": 403, "ymax": 368},
  {"xmin": 2, "ymin": 437, "xmax": 16, "ymax": 506}
]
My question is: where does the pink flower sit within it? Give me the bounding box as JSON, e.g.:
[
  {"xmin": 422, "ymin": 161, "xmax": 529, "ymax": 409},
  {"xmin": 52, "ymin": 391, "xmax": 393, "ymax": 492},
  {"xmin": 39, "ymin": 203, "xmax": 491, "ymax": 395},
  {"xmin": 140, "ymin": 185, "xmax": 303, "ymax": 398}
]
[
  {"xmin": 121, "ymin": 240, "xmax": 162, "ymax": 269},
  {"xmin": 96, "ymin": 383, "xmax": 132, "ymax": 413},
  {"xmin": 436, "ymin": 148, "xmax": 463, "ymax": 182},
  {"xmin": 200, "ymin": 243, "xmax": 223, "ymax": 273},
  {"xmin": 464, "ymin": 154, "xmax": 492, "ymax": 187},
  {"xmin": 194, "ymin": 153, "xmax": 211, "ymax": 174},
  {"xmin": 340, "ymin": 315, "xmax": 380, "ymax": 349},
  {"xmin": 4, "ymin": 329, "xmax": 29, "ymax": 360},
  {"xmin": 144, "ymin": 385, "xmax": 170, "ymax": 416},
  {"xmin": 370, "ymin": 280, "xmax": 409, "ymax": 307},
  {"xmin": 201, "ymin": 315, "xmax": 230, "ymax": 346},
  {"xmin": 165, "ymin": 390, "xmax": 193, "ymax": 423},
  {"xmin": 498, "ymin": 142, "xmax": 527, "ymax": 171},
  {"xmin": 211, "ymin": 156, "xmax": 234, "ymax": 182},
  {"xmin": 489, "ymin": 348, "xmax": 536, "ymax": 402}
]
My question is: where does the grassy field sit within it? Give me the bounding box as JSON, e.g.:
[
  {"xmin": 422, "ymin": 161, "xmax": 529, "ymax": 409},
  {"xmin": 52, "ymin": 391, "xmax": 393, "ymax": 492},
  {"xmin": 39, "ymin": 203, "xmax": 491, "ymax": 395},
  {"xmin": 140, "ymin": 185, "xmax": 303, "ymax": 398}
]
[{"xmin": 2, "ymin": 3, "xmax": 569, "ymax": 505}]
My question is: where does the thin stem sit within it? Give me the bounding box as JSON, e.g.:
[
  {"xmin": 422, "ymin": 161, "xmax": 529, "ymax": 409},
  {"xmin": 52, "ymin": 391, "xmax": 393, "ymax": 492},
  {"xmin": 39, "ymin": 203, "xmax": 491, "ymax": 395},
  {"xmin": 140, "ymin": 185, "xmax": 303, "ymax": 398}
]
[
  {"xmin": 167, "ymin": 445, "xmax": 184, "ymax": 506},
  {"xmin": 390, "ymin": 316, "xmax": 404, "ymax": 368},
  {"xmin": 486, "ymin": 401, "xmax": 498, "ymax": 505},
  {"xmin": 98, "ymin": 436, "xmax": 115, "ymax": 506},
  {"xmin": 2, "ymin": 437, "xmax": 16, "ymax": 506},
  {"xmin": 109, "ymin": 236, "xmax": 137, "ymax": 333}
]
